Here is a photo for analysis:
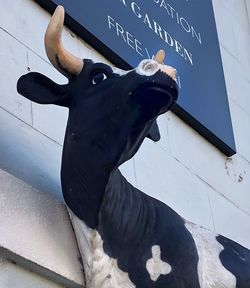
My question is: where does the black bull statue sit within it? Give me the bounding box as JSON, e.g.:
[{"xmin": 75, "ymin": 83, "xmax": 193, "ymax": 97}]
[{"xmin": 17, "ymin": 6, "xmax": 250, "ymax": 288}]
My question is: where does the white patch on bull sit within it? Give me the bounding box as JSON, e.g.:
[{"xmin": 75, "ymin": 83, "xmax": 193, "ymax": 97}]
[
  {"xmin": 136, "ymin": 60, "xmax": 160, "ymax": 76},
  {"xmin": 89, "ymin": 61, "xmax": 130, "ymax": 77},
  {"xmin": 185, "ymin": 221, "xmax": 237, "ymax": 288},
  {"xmin": 146, "ymin": 245, "xmax": 172, "ymax": 281},
  {"xmin": 112, "ymin": 66, "xmax": 131, "ymax": 76},
  {"xmin": 112, "ymin": 59, "xmax": 177, "ymax": 83},
  {"xmin": 136, "ymin": 59, "xmax": 177, "ymax": 81},
  {"xmin": 67, "ymin": 208, "xmax": 135, "ymax": 288}
]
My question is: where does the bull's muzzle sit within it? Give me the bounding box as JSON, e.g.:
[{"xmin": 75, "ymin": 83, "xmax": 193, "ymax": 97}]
[{"xmin": 136, "ymin": 59, "xmax": 177, "ymax": 81}]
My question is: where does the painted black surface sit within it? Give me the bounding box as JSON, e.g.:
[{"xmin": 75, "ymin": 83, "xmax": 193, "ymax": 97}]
[
  {"xmin": 147, "ymin": 119, "xmax": 161, "ymax": 142},
  {"xmin": 17, "ymin": 58, "xmax": 250, "ymax": 287},
  {"xmin": 33, "ymin": 0, "xmax": 236, "ymax": 156},
  {"xmin": 217, "ymin": 235, "xmax": 250, "ymax": 288},
  {"xmin": 17, "ymin": 59, "xmax": 202, "ymax": 287},
  {"xmin": 17, "ymin": 59, "xmax": 178, "ymax": 227},
  {"xmin": 99, "ymin": 169, "xmax": 200, "ymax": 287},
  {"xmin": 60, "ymin": 63, "xmax": 178, "ymax": 228}
]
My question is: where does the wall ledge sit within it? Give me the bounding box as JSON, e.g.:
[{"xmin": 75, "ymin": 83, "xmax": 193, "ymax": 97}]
[{"xmin": 0, "ymin": 169, "xmax": 84, "ymax": 287}]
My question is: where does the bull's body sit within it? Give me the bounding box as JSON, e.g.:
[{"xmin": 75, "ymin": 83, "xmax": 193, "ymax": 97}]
[
  {"xmin": 70, "ymin": 169, "xmax": 200, "ymax": 288},
  {"xmin": 17, "ymin": 6, "xmax": 250, "ymax": 288},
  {"xmin": 63, "ymin": 116, "xmax": 250, "ymax": 288},
  {"xmin": 67, "ymin": 166, "xmax": 250, "ymax": 288}
]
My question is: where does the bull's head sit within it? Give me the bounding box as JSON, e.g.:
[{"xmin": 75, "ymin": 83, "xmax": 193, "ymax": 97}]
[{"xmin": 17, "ymin": 6, "xmax": 178, "ymax": 169}]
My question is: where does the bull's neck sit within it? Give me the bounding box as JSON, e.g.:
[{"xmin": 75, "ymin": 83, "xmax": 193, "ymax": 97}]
[
  {"xmin": 60, "ymin": 103, "xmax": 139, "ymax": 228},
  {"xmin": 61, "ymin": 129, "xmax": 127, "ymax": 229}
]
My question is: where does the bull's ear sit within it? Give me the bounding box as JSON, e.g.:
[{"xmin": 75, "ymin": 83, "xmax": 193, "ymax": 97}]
[
  {"xmin": 17, "ymin": 72, "xmax": 69, "ymax": 107},
  {"xmin": 146, "ymin": 119, "xmax": 161, "ymax": 142}
]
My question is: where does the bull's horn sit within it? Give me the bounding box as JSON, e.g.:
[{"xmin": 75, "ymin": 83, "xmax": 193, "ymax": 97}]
[
  {"xmin": 154, "ymin": 49, "xmax": 165, "ymax": 64},
  {"xmin": 44, "ymin": 5, "xmax": 83, "ymax": 77}
]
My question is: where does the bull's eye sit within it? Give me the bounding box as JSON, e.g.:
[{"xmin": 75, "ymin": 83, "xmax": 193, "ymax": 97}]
[{"xmin": 92, "ymin": 72, "xmax": 107, "ymax": 85}]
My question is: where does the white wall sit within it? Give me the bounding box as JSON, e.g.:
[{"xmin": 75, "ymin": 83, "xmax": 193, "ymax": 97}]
[{"xmin": 0, "ymin": 0, "xmax": 250, "ymax": 285}]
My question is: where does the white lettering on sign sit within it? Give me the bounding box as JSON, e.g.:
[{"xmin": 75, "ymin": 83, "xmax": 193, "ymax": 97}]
[
  {"xmin": 117, "ymin": 1, "xmax": 194, "ymax": 66},
  {"xmin": 152, "ymin": 0, "xmax": 202, "ymax": 44},
  {"xmin": 108, "ymin": 15, "xmax": 182, "ymax": 89},
  {"xmin": 120, "ymin": 0, "xmax": 127, "ymax": 6},
  {"xmin": 131, "ymin": 2, "xmax": 141, "ymax": 18},
  {"xmin": 108, "ymin": 16, "xmax": 143, "ymax": 57}
]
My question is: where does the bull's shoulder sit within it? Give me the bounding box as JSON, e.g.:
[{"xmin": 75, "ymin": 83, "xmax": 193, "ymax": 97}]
[
  {"xmin": 97, "ymin": 169, "xmax": 200, "ymax": 287},
  {"xmin": 98, "ymin": 169, "xmax": 189, "ymax": 250}
]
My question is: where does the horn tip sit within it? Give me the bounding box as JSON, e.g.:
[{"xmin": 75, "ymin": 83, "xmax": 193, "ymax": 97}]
[
  {"xmin": 154, "ymin": 49, "xmax": 166, "ymax": 64},
  {"xmin": 55, "ymin": 5, "xmax": 64, "ymax": 13},
  {"xmin": 52, "ymin": 5, "xmax": 65, "ymax": 20},
  {"xmin": 158, "ymin": 49, "xmax": 165, "ymax": 58}
]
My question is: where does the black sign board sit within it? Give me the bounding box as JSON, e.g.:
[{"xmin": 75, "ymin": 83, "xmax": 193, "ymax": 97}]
[{"xmin": 34, "ymin": 0, "xmax": 236, "ymax": 156}]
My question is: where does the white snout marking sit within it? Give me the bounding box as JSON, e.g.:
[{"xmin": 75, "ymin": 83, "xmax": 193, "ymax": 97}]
[
  {"xmin": 112, "ymin": 66, "xmax": 131, "ymax": 76},
  {"xmin": 136, "ymin": 59, "xmax": 177, "ymax": 81},
  {"xmin": 112, "ymin": 59, "xmax": 177, "ymax": 81},
  {"xmin": 142, "ymin": 61, "xmax": 159, "ymax": 74},
  {"xmin": 146, "ymin": 245, "xmax": 172, "ymax": 281},
  {"xmin": 136, "ymin": 60, "xmax": 160, "ymax": 76}
]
